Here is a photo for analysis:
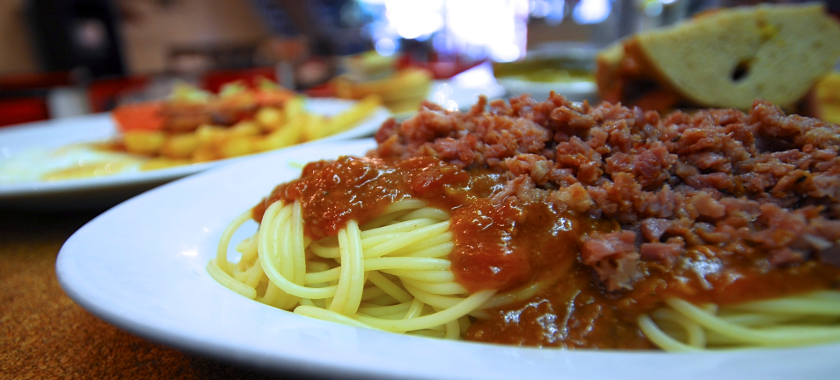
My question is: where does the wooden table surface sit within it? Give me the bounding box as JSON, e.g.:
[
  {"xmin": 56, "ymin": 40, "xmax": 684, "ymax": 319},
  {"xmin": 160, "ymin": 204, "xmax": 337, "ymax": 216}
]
[{"xmin": 0, "ymin": 207, "xmax": 316, "ymax": 380}]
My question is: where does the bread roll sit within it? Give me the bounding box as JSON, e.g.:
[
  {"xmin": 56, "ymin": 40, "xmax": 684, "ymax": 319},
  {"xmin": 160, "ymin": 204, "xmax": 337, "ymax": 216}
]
[{"xmin": 597, "ymin": 3, "xmax": 840, "ymax": 112}]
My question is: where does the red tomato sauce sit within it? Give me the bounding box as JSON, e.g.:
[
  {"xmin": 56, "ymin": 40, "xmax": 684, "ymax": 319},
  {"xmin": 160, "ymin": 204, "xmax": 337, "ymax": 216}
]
[{"xmin": 253, "ymin": 155, "xmax": 840, "ymax": 349}]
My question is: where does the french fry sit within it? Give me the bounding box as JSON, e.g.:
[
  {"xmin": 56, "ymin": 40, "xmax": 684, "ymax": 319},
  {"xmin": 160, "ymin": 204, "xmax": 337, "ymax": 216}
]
[
  {"xmin": 298, "ymin": 113, "xmax": 331, "ymax": 142},
  {"xmin": 229, "ymin": 121, "xmax": 262, "ymax": 137},
  {"xmin": 160, "ymin": 132, "xmax": 199, "ymax": 159},
  {"xmin": 284, "ymin": 96, "xmax": 306, "ymax": 120},
  {"xmin": 123, "ymin": 130, "xmax": 165, "ymax": 155},
  {"xmin": 217, "ymin": 135, "xmax": 259, "ymax": 158},
  {"xmin": 195, "ymin": 125, "xmax": 228, "ymax": 146},
  {"xmin": 257, "ymin": 114, "xmax": 305, "ymax": 152},
  {"xmin": 254, "ymin": 106, "xmax": 285, "ymax": 131},
  {"xmin": 191, "ymin": 143, "xmax": 218, "ymax": 163},
  {"xmin": 322, "ymin": 94, "xmax": 381, "ymax": 137}
]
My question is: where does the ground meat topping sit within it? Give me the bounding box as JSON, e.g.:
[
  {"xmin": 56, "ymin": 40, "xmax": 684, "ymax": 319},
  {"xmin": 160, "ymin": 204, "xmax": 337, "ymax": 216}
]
[{"xmin": 372, "ymin": 94, "xmax": 840, "ymax": 291}]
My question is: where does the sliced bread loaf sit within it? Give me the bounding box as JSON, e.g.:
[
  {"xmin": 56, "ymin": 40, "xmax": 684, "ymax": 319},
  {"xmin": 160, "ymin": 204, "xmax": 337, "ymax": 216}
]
[{"xmin": 598, "ymin": 3, "xmax": 840, "ymax": 111}]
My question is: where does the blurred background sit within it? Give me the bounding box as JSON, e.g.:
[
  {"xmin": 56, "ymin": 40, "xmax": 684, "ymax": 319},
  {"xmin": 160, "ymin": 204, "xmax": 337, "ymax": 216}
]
[{"xmin": 0, "ymin": 0, "xmax": 836, "ymax": 127}]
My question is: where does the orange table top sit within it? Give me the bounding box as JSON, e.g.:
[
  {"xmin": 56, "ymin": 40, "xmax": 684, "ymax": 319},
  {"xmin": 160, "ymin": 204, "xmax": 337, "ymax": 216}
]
[{"xmin": 0, "ymin": 207, "xmax": 299, "ymax": 379}]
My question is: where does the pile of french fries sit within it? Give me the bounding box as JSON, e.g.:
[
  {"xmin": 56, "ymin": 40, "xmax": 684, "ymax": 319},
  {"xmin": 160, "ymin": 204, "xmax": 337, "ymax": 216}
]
[{"xmin": 119, "ymin": 94, "xmax": 381, "ymax": 170}]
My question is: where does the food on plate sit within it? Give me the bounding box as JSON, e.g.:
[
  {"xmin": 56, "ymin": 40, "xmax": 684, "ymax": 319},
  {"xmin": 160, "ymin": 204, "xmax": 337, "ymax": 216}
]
[
  {"xmin": 0, "ymin": 81, "xmax": 385, "ymax": 185},
  {"xmin": 493, "ymin": 47, "xmax": 597, "ymax": 102},
  {"xmin": 0, "ymin": 143, "xmax": 144, "ymax": 184},
  {"xmin": 209, "ymin": 93, "xmax": 840, "ymax": 350},
  {"xmin": 596, "ymin": 3, "xmax": 840, "ymax": 113},
  {"xmin": 334, "ymin": 52, "xmax": 432, "ymax": 115},
  {"xmin": 110, "ymin": 79, "xmax": 382, "ymax": 170},
  {"xmin": 494, "ymin": 59, "xmax": 593, "ymax": 84},
  {"xmin": 810, "ymin": 71, "xmax": 840, "ymax": 125}
]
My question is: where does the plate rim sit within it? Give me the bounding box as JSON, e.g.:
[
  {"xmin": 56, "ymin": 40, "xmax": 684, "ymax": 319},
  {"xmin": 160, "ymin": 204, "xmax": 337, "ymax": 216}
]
[{"xmin": 0, "ymin": 98, "xmax": 391, "ymax": 200}]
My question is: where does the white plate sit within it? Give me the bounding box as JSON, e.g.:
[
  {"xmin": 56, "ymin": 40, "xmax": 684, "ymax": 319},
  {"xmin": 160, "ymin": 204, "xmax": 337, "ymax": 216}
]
[
  {"xmin": 428, "ymin": 79, "xmax": 507, "ymax": 110},
  {"xmin": 497, "ymin": 77, "xmax": 598, "ymax": 103},
  {"xmin": 0, "ymin": 98, "xmax": 390, "ymax": 209},
  {"xmin": 394, "ymin": 62, "xmax": 508, "ymax": 120},
  {"xmin": 56, "ymin": 139, "xmax": 840, "ymax": 380},
  {"xmin": 393, "ymin": 80, "xmax": 507, "ymax": 121}
]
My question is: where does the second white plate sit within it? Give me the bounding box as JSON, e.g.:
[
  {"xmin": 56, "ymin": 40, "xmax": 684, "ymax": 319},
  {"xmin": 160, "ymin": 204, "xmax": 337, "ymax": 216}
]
[{"xmin": 0, "ymin": 98, "xmax": 390, "ymax": 209}]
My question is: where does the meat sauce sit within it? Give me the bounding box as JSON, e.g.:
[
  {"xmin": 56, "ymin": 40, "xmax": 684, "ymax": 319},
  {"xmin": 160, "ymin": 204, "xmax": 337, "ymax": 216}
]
[{"xmin": 253, "ymin": 154, "xmax": 840, "ymax": 349}]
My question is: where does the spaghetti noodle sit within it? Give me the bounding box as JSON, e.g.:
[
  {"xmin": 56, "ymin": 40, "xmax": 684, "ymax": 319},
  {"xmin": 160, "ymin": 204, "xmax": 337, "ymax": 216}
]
[
  {"xmin": 208, "ymin": 94, "xmax": 840, "ymax": 350},
  {"xmin": 209, "ymin": 199, "xmax": 506, "ymax": 338},
  {"xmin": 639, "ymin": 293, "xmax": 840, "ymax": 351}
]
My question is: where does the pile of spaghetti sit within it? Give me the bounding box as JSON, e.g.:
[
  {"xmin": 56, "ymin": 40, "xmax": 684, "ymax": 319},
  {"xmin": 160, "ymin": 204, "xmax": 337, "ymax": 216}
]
[{"xmin": 208, "ymin": 93, "xmax": 840, "ymax": 350}]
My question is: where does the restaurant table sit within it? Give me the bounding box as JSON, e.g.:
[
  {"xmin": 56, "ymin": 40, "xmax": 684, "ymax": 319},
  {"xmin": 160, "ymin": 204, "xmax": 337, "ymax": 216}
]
[{"xmin": 0, "ymin": 207, "xmax": 320, "ymax": 380}]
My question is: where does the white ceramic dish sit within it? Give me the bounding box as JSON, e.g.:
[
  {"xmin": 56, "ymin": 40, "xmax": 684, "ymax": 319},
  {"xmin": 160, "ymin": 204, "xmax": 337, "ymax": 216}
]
[
  {"xmin": 0, "ymin": 98, "xmax": 390, "ymax": 209},
  {"xmin": 56, "ymin": 138, "xmax": 840, "ymax": 380},
  {"xmin": 392, "ymin": 80, "xmax": 507, "ymax": 121},
  {"xmin": 495, "ymin": 42, "xmax": 600, "ymax": 103},
  {"xmin": 497, "ymin": 77, "xmax": 598, "ymax": 103},
  {"xmin": 393, "ymin": 62, "xmax": 507, "ymax": 120},
  {"xmin": 426, "ymin": 79, "xmax": 507, "ymax": 111}
]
